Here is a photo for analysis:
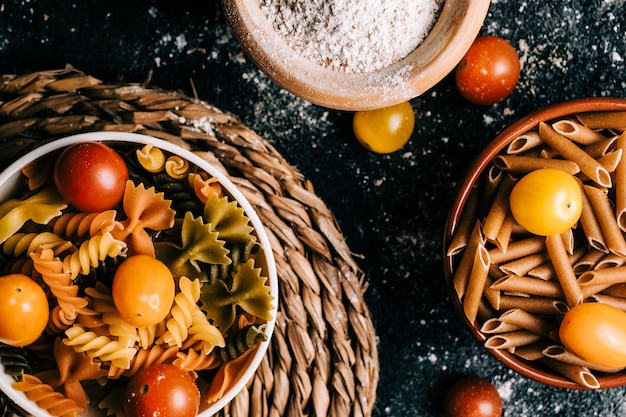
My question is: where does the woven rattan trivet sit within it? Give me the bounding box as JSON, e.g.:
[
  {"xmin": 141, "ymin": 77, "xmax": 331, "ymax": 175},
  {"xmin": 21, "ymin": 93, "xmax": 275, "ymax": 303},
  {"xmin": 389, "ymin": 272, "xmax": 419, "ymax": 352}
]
[{"xmin": 0, "ymin": 66, "xmax": 379, "ymax": 417}]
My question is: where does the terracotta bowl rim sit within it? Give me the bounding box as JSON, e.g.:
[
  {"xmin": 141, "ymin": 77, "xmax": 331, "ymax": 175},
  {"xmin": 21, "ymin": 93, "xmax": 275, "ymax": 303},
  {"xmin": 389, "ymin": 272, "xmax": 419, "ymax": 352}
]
[{"xmin": 443, "ymin": 97, "xmax": 626, "ymax": 390}]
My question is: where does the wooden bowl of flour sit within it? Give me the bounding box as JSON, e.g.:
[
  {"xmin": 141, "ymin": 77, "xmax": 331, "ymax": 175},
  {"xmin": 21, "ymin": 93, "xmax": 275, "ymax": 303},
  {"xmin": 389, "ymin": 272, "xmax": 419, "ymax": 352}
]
[{"xmin": 221, "ymin": 0, "xmax": 491, "ymax": 111}]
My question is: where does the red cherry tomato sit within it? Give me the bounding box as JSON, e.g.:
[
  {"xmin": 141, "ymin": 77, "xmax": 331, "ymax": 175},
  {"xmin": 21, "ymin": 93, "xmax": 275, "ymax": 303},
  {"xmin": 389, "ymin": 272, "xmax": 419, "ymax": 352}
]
[
  {"xmin": 0, "ymin": 274, "xmax": 49, "ymax": 347},
  {"xmin": 124, "ymin": 364, "xmax": 200, "ymax": 417},
  {"xmin": 455, "ymin": 36, "xmax": 520, "ymax": 105},
  {"xmin": 53, "ymin": 142, "xmax": 129, "ymax": 212},
  {"xmin": 443, "ymin": 376, "xmax": 502, "ymax": 417}
]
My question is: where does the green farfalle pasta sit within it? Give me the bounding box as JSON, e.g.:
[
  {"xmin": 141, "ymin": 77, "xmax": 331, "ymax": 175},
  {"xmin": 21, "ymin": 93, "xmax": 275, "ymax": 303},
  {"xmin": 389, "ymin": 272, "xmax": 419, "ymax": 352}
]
[
  {"xmin": 215, "ymin": 324, "xmax": 268, "ymax": 363},
  {"xmin": 0, "ymin": 187, "xmax": 67, "ymax": 244},
  {"xmin": 199, "ymin": 259, "xmax": 274, "ymax": 331},
  {"xmin": 204, "ymin": 193, "xmax": 255, "ymax": 244},
  {"xmin": 155, "ymin": 211, "xmax": 230, "ymax": 279}
]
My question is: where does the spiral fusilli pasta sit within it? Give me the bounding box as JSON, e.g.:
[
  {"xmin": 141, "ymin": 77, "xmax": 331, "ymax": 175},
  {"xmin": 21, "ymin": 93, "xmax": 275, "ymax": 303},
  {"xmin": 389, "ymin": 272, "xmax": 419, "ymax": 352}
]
[
  {"xmin": 160, "ymin": 276, "xmax": 199, "ymax": 347},
  {"xmin": 61, "ymin": 232, "xmax": 127, "ymax": 279},
  {"xmin": 31, "ymin": 248, "xmax": 88, "ymax": 331},
  {"xmin": 63, "ymin": 325, "xmax": 136, "ymax": 370},
  {"xmin": 2, "ymin": 232, "xmax": 72, "ymax": 257},
  {"xmin": 51, "ymin": 210, "xmax": 123, "ymax": 238},
  {"xmin": 84, "ymin": 284, "xmax": 139, "ymax": 348},
  {"xmin": 12, "ymin": 374, "xmax": 83, "ymax": 417},
  {"xmin": 136, "ymin": 144, "xmax": 166, "ymax": 173}
]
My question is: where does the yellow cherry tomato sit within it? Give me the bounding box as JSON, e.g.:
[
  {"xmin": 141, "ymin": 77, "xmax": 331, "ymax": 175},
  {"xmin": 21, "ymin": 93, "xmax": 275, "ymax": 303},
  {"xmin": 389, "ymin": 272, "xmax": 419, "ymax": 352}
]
[
  {"xmin": 560, "ymin": 303, "xmax": 626, "ymax": 368},
  {"xmin": 353, "ymin": 102, "xmax": 415, "ymax": 154},
  {"xmin": 112, "ymin": 255, "xmax": 175, "ymax": 327},
  {"xmin": 0, "ymin": 274, "xmax": 49, "ymax": 347},
  {"xmin": 509, "ymin": 168, "xmax": 582, "ymax": 236}
]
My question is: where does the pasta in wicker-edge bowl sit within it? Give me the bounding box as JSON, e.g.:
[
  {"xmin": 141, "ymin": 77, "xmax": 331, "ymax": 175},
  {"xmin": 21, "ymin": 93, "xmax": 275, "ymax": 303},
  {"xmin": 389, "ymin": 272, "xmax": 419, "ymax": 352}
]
[
  {"xmin": 444, "ymin": 97, "xmax": 626, "ymax": 390},
  {"xmin": 0, "ymin": 132, "xmax": 278, "ymax": 416}
]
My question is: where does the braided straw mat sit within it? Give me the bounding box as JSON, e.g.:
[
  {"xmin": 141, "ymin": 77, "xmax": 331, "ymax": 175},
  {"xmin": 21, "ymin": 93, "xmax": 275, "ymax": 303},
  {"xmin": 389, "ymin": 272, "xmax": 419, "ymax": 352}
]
[{"xmin": 0, "ymin": 66, "xmax": 379, "ymax": 417}]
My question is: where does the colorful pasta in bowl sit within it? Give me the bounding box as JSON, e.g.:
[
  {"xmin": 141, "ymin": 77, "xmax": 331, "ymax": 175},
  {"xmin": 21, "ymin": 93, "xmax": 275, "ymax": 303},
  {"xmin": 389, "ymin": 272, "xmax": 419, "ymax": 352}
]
[
  {"xmin": 0, "ymin": 132, "xmax": 278, "ymax": 417},
  {"xmin": 444, "ymin": 97, "xmax": 626, "ymax": 390}
]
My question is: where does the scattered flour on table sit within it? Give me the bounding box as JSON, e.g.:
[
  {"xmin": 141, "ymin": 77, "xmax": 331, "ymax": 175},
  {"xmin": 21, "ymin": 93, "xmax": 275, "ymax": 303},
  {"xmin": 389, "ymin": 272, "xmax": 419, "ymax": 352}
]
[{"xmin": 258, "ymin": 0, "xmax": 444, "ymax": 73}]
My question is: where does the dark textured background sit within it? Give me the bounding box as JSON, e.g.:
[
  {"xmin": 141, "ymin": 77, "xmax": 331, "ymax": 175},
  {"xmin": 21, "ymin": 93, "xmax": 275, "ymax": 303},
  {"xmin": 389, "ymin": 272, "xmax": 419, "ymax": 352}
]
[{"xmin": 1, "ymin": 0, "xmax": 626, "ymax": 416}]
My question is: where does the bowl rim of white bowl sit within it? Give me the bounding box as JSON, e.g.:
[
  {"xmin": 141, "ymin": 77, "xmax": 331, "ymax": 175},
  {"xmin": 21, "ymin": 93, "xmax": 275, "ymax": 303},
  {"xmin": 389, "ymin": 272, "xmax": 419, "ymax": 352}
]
[{"xmin": 0, "ymin": 131, "xmax": 278, "ymax": 416}]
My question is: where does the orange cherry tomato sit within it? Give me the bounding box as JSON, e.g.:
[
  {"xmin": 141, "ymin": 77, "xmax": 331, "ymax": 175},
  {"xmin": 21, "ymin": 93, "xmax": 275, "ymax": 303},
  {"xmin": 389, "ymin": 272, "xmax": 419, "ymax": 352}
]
[
  {"xmin": 560, "ymin": 303, "xmax": 626, "ymax": 368},
  {"xmin": 353, "ymin": 102, "xmax": 415, "ymax": 154},
  {"xmin": 455, "ymin": 36, "xmax": 520, "ymax": 105},
  {"xmin": 509, "ymin": 168, "xmax": 582, "ymax": 236},
  {"xmin": 0, "ymin": 274, "xmax": 49, "ymax": 347},
  {"xmin": 112, "ymin": 255, "xmax": 175, "ymax": 327}
]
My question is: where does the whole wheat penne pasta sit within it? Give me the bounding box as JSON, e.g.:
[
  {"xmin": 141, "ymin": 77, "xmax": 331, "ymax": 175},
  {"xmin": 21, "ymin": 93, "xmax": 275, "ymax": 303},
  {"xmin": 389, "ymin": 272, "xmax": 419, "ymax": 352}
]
[
  {"xmin": 463, "ymin": 243, "xmax": 490, "ymax": 324},
  {"xmin": 453, "ymin": 220, "xmax": 484, "ymax": 298},
  {"xmin": 595, "ymin": 252, "xmax": 626, "ymax": 269},
  {"xmin": 480, "ymin": 318, "xmax": 520, "ymax": 334},
  {"xmin": 601, "ymin": 283, "xmax": 626, "ymax": 298},
  {"xmin": 584, "ymin": 184, "xmax": 626, "ymax": 256},
  {"xmin": 590, "ymin": 293, "xmax": 626, "ymax": 312},
  {"xmin": 448, "ymin": 185, "xmax": 481, "ymax": 256},
  {"xmin": 477, "ymin": 298, "xmax": 497, "ymax": 324},
  {"xmin": 539, "ymin": 122, "xmax": 612, "ymax": 188},
  {"xmin": 479, "ymin": 165, "xmax": 503, "ymax": 219},
  {"xmin": 597, "ymin": 148, "xmax": 622, "ymax": 172},
  {"xmin": 499, "ymin": 251, "xmax": 550, "ymax": 276},
  {"xmin": 561, "ymin": 228, "xmax": 575, "ymax": 255},
  {"xmin": 538, "ymin": 358, "xmax": 600, "ymax": 389},
  {"xmin": 498, "ymin": 308, "xmax": 556, "ymax": 338},
  {"xmin": 526, "ymin": 247, "xmax": 587, "ymax": 281},
  {"xmin": 492, "ymin": 154, "xmax": 580, "ymax": 175},
  {"xmin": 578, "ymin": 179, "xmax": 608, "ymax": 252},
  {"xmin": 552, "ymin": 119, "xmax": 608, "ymax": 145},
  {"xmin": 483, "ymin": 174, "xmax": 516, "ymax": 241},
  {"xmin": 514, "ymin": 342, "xmax": 551, "ymax": 361},
  {"xmin": 578, "ymin": 266, "xmax": 626, "ymax": 288},
  {"xmin": 572, "ymin": 248, "xmax": 606, "ymax": 274},
  {"xmin": 546, "ymin": 234, "xmax": 583, "ymax": 307},
  {"xmin": 494, "ymin": 211, "xmax": 515, "ymax": 252},
  {"xmin": 488, "ymin": 236, "xmax": 546, "ymax": 265},
  {"xmin": 484, "ymin": 330, "xmax": 543, "ymax": 350},
  {"xmin": 542, "ymin": 345, "xmax": 625, "ymax": 373},
  {"xmin": 483, "ymin": 276, "xmax": 500, "ymax": 310},
  {"xmin": 614, "ymin": 132, "xmax": 626, "ymax": 232},
  {"xmin": 498, "ymin": 295, "xmax": 566, "ymax": 316},
  {"xmin": 583, "ymin": 135, "xmax": 618, "ymax": 159},
  {"xmin": 576, "ymin": 149, "xmax": 623, "ymax": 183},
  {"xmin": 506, "ymin": 129, "xmax": 543, "ymax": 154},
  {"xmin": 575, "ymin": 111, "xmax": 626, "ymax": 132},
  {"xmin": 491, "ymin": 275, "xmax": 563, "ymax": 299},
  {"xmin": 528, "ymin": 246, "xmax": 586, "ymax": 281}
]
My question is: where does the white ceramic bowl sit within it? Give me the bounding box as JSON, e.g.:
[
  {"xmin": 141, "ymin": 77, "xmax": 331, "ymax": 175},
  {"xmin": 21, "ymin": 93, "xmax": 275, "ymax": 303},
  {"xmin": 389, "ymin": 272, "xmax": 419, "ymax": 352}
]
[{"xmin": 0, "ymin": 132, "xmax": 278, "ymax": 416}]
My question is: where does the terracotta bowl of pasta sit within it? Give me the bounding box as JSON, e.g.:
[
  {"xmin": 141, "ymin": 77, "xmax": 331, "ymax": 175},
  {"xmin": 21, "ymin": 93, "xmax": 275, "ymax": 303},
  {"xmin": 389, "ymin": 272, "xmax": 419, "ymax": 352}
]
[
  {"xmin": 444, "ymin": 97, "xmax": 626, "ymax": 390},
  {"xmin": 221, "ymin": 0, "xmax": 490, "ymax": 111},
  {"xmin": 0, "ymin": 132, "xmax": 278, "ymax": 416}
]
